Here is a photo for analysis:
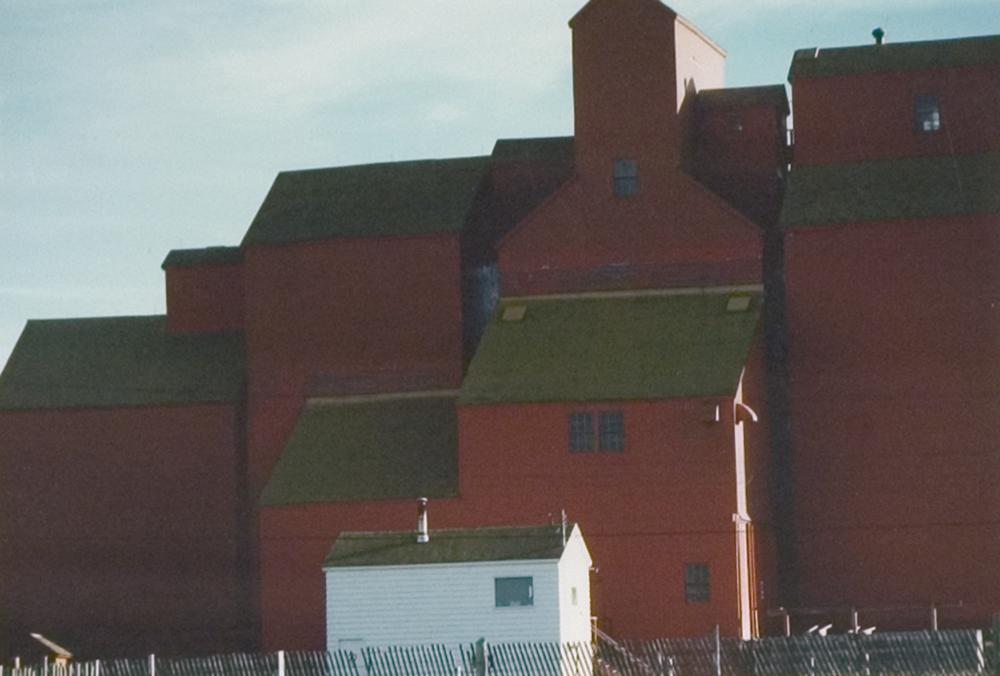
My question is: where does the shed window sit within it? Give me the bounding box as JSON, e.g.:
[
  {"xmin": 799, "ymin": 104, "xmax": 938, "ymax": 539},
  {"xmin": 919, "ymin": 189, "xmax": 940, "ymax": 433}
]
[
  {"xmin": 685, "ymin": 563, "xmax": 710, "ymax": 603},
  {"xmin": 598, "ymin": 411, "xmax": 625, "ymax": 452},
  {"xmin": 569, "ymin": 412, "xmax": 595, "ymax": 452},
  {"xmin": 495, "ymin": 576, "xmax": 534, "ymax": 607},
  {"xmin": 613, "ymin": 159, "xmax": 639, "ymax": 196},
  {"xmin": 915, "ymin": 95, "xmax": 941, "ymax": 132}
]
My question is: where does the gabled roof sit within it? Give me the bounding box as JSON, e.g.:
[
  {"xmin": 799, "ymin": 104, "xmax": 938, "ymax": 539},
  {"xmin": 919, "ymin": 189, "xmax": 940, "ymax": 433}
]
[
  {"xmin": 0, "ymin": 316, "xmax": 244, "ymax": 410},
  {"xmin": 325, "ymin": 523, "xmax": 574, "ymax": 568},
  {"xmin": 780, "ymin": 151, "xmax": 1000, "ymax": 228},
  {"xmin": 789, "ymin": 34, "xmax": 1000, "ymax": 81},
  {"xmin": 459, "ymin": 291, "xmax": 761, "ymax": 405},
  {"xmin": 161, "ymin": 246, "xmax": 242, "ymax": 269},
  {"xmin": 260, "ymin": 394, "xmax": 458, "ymax": 507},
  {"xmin": 242, "ymin": 156, "xmax": 490, "ymax": 246},
  {"xmin": 697, "ymin": 85, "xmax": 789, "ymax": 114}
]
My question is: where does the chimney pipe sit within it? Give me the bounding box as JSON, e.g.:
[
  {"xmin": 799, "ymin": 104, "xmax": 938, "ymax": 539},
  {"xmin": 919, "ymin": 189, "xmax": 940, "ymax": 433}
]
[
  {"xmin": 416, "ymin": 497, "xmax": 429, "ymax": 543},
  {"xmin": 872, "ymin": 27, "xmax": 885, "ymax": 45}
]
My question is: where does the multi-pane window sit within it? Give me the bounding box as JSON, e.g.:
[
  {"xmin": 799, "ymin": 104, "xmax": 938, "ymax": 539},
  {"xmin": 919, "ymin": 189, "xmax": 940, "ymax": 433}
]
[
  {"xmin": 495, "ymin": 577, "xmax": 533, "ymax": 607},
  {"xmin": 613, "ymin": 159, "xmax": 639, "ymax": 196},
  {"xmin": 915, "ymin": 95, "xmax": 941, "ymax": 132},
  {"xmin": 569, "ymin": 410, "xmax": 624, "ymax": 453},
  {"xmin": 598, "ymin": 411, "xmax": 625, "ymax": 452},
  {"xmin": 684, "ymin": 563, "xmax": 710, "ymax": 603},
  {"xmin": 569, "ymin": 412, "xmax": 595, "ymax": 452}
]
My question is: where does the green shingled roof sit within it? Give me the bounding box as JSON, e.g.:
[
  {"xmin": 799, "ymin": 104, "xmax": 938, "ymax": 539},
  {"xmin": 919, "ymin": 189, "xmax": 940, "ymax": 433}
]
[
  {"xmin": 242, "ymin": 156, "xmax": 490, "ymax": 245},
  {"xmin": 161, "ymin": 246, "xmax": 242, "ymax": 269},
  {"xmin": 789, "ymin": 34, "xmax": 1000, "ymax": 81},
  {"xmin": 260, "ymin": 395, "xmax": 458, "ymax": 507},
  {"xmin": 780, "ymin": 151, "xmax": 1000, "ymax": 228},
  {"xmin": 0, "ymin": 316, "xmax": 244, "ymax": 410},
  {"xmin": 697, "ymin": 85, "xmax": 789, "ymax": 113},
  {"xmin": 492, "ymin": 137, "xmax": 574, "ymax": 165},
  {"xmin": 459, "ymin": 292, "xmax": 761, "ymax": 405},
  {"xmin": 325, "ymin": 523, "xmax": 571, "ymax": 568}
]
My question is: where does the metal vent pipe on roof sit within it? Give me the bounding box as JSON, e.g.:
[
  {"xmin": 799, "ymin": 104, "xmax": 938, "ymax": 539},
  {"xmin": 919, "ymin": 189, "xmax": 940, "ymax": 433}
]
[
  {"xmin": 872, "ymin": 27, "xmax": 886, "ymax": 45},
  {"xmin": 416, "ymin": 497, "xmax": 429, "ymax": 543}
]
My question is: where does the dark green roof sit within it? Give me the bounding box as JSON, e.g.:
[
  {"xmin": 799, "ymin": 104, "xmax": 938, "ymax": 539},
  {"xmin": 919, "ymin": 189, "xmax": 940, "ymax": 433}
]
[
  {"xmin": 789, "ymin": 34, "xmax": 1000, "ymax": 81},
  {"xmin": 260, "ymin": 395, "xmax": 458, "ymax": 507},
  {"xmin": 0, "ymin": 316, "xmax": 244, "ymax": 410},
  {"xmin": 242, "ymin": 156, "xmax": 490, "ymax": 245},
  {"xmin": 697, "ymin": 85, "xmax": 789, "ymax": 113},
  {"xmin": 325, "ymin": 523, "xmax": 571, "ymax": 568},
  {"xmin": 459, "ymin": 292, "xmax": 761, "ymax": 404},
  {"xmin": 780, "ymin": 151, "xmax": 1000, "ymax": 228},
  {"xmin": 161, "ymin": 246, "xmax": 242, "ymax": 269},
  {"xmin": 492, "ymin": 137, "xmax": 574, "ymax": 165}
]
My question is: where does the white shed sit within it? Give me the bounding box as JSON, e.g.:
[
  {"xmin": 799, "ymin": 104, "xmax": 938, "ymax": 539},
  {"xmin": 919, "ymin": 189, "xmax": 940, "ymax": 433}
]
[{"xmin": 324, "ymin": 521, "xmax": 592, "ymax": 650}]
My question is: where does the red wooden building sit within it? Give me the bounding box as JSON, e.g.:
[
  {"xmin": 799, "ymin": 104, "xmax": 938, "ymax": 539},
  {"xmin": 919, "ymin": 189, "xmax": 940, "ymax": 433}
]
[
  {"xmin": 0, "ymin": 0, "xmax": 996, "ymax": 658},
  {"xmin": 781, "ymin": 34, "xmax": 1000, "ymax": 631}
]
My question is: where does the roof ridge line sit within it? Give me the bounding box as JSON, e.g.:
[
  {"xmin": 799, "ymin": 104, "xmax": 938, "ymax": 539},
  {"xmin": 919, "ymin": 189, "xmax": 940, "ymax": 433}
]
[
  {"xmin": 503, "ymin": 284, "xmax": 763, "ymax": 303},
  {"xmin": 306, "ymin": 389, "xmax": 460, "ymax": 406}
]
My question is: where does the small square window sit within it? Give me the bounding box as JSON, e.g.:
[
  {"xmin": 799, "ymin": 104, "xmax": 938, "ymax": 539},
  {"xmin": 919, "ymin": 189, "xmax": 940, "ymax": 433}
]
[
  {"xmin": 613, "ymin": 159, "xmax": 639, "ymax": 196},
  {"xmin": 598, "ymin": 411, "xmax": 625, "ymax": 452},
  {"xmin": 685, "ymin": 563, "xmax": 710, "ymax": 603},
  {"xmin": 495, "ymin": 577, "xmax": 533, "ymax": 607},
  {"xmin": 915, "ymin": 95, "xmax": 941, "ymax": 132},
  {"xmin": 569, "ymin": 412, "xmax": 595, "ymax": 452}
]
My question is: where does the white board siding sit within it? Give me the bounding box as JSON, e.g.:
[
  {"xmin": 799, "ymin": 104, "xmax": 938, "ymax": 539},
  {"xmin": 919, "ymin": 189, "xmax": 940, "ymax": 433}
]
[
  {"xmin": 326, "ymin": 559, "xmax": 562, "ymax": 649},
  {"xmin": 557, "ymin": 528, "xmax": 593, "ymax": 644}
]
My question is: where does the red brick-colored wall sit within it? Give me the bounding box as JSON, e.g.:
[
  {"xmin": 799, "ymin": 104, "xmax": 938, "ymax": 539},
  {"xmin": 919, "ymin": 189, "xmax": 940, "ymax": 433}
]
[
  {"xmin": 571, "ymin": 0, "xmax": 725, "ymax": 180},
  {"xmin": 695, "ymin": 102, "xmax": 787, "ymax": 227},
  {"xmin": 785, "ymin": 214, "xmax": 1000, "ymax": 629},
  {"xmin": 572, "ymin": 0, "xmax": 681, "ymax": 179},
  {"xmin": 242, "ymin": 234, "xmax": 463, "ymax": 494},
  {"xmin": 165, "ymin": 263, "xmax": 244, "ymax": 334},
  {"xmin": 498, "ymin": 173, "xmax": 762, "ymax": 296},
  {"xmin": 0, "ymin": 404, "xmax": 249, "ymax": 658},
  {"xmin": 792, "ymin": 65, "xmax": 1000, "ymax": 165},
  {"xmin": 258, "ymin": 338, "xmax": 771, "ymax": 648},
  {"xmin": 457, "ymin": 399, "xmax": 744, "ymax": 638}
]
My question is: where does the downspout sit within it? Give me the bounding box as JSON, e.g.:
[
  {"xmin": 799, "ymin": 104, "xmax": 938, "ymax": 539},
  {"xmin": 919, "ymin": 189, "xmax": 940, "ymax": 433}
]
[{"xmin": 733, "ymin": 373, "xmax": 754, "ymax": 640}]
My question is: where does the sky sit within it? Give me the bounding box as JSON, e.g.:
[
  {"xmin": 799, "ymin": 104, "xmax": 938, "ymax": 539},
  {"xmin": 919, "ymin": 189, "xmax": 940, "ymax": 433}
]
[{"xmin": 1, "ymin": 0, "xmax": 997, "ymax": 368}]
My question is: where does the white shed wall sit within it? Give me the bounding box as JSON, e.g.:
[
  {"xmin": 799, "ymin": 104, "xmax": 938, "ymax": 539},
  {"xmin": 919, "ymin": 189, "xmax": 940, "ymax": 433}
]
[
  {"xmin": 557, "ymin": 527, "xmax": 593, "ymax": 644},
  {"xmin": 326, "ymin": 559, "xmax": 561, "ymax": 650}
]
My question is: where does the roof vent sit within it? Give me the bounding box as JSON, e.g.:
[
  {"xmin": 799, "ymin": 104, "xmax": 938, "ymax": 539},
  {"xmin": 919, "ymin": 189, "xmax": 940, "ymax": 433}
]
[
  {"xmin": 726, "ymin": 295, "xmax": 752, "ymax": 312},
  {"xmin": 502, "ymin": 305, "xmax": 527, "ymax": 322},
  {"xmin": 872, "ymin": 27, "xmax": 885, "ymax": 45},
  {"xmin": 416, "ymin": 497, "xmax": 429, "ymax": 543}
]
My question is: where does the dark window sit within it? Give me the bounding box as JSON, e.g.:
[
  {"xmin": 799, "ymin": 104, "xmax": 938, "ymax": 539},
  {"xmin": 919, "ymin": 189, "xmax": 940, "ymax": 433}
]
[
  {"xmin": 598, "ymin": 411, "xmax": 625, "ymax": 452},
  {"xmin": 685, "ymin": 563, "xmax": 710, "ymax": 603},
  {"xmin": 569, "ymin": 412, "xmax": 595, "ymax": 452},
  {"xmin": 613, "ymin": 159, "xmax": 639, "ymax": 196},
  {"xmin": 495, "ymin": 577, "xmax": 533, "ymax": 607},
  {"xmin": 915, "ymin": 95, "xmax": 941, "ymax": 132}
]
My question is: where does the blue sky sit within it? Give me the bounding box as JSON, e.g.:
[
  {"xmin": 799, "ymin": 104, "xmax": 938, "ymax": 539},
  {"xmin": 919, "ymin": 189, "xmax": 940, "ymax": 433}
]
[{"xmin": 1, "ymin": 0, "xmax": 996, "ymax": 367}]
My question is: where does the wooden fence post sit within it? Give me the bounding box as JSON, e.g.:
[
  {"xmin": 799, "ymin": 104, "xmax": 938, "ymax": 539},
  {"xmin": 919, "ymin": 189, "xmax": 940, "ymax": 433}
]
[
  {"xmin": 473, "ymin": 639, "xmax": 487, "ymax": 676},
  {"xmin": 714, "ymin": 625, "xmax": 722, "ymax": 676}
]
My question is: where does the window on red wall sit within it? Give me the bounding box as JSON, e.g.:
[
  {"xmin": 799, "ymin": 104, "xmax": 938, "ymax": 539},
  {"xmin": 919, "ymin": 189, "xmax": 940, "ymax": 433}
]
[
  {"xmin": 569, "ymin": 412, "xmax": 595, "ymax": 452},
  {"xmin": 569, "ymin": 410, "xmax": 624, "ymax": 453},
  {"xmin": 612, "ymin": 159, "xmax": 639, "ymax": 196},
  {"xmin": 685, "ymin": 563, "xmax": 710, "ymax": 603},
  {"xmin": 598, "ymin": 411, "xmax": 624, "ymax": 452},
  {"xmin": 914, "ymin": 95, "xmax": 941, "ymax": 132}
]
